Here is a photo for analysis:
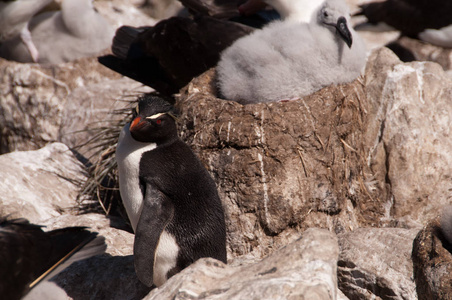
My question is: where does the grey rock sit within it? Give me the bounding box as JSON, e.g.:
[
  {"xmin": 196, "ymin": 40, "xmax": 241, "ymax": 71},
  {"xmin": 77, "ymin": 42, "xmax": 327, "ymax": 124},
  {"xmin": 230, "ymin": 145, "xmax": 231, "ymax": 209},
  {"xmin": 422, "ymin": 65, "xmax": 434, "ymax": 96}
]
[
  {"xmin": 363, "ymin": 47, "xmax": 452, "ymax": 228},
  {"xmin": 338, "ymin": 227, "xmax": 419, "ymax": 300},
  {"xmin": 44, "ymin": 214, "xmax": 151, "ymax": 300},
  {"xmin": 0, "ymin": 56, "xmax": 151, "ymax": 155},
  {"xmin": 390, "ymin": 36, "xmax": 452, "ymax": 71},
  {"xmin": 42, "ymin": 213, "xmax": 134, "ymax": 257},
  {"xmin": 0, "ymin": 142, "xmax": 83, "ymax": 222},
  {"xmin": 23, "ymin": 282, "xmax": 69, "ymax": 300},
  {"xmin": 145, "ymin": 228, "xmax": 339, "ymax": 300},
  {"xmin": 0, "ymin": 56, "xmax": 117, "ymax": 153},
  {"xmin": 53, "ymin": 254, "xmax": 151, "ymax": 300}
]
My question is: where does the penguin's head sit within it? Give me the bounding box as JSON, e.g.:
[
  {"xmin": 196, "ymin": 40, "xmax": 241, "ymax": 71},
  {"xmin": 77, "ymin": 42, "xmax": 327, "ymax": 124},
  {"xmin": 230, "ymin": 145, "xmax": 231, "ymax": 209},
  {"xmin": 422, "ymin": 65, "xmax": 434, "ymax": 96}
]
[{"xmin": 129, "ymin": 94, "xmax": 178, "ymax": 144}]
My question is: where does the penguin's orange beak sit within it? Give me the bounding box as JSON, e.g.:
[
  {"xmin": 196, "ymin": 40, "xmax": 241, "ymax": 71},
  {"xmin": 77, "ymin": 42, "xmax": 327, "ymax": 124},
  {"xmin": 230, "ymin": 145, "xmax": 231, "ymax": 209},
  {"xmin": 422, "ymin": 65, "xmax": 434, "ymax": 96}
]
[{"xmin": 130, "ymin": 116, "xmax": 145, "ymax": 132}]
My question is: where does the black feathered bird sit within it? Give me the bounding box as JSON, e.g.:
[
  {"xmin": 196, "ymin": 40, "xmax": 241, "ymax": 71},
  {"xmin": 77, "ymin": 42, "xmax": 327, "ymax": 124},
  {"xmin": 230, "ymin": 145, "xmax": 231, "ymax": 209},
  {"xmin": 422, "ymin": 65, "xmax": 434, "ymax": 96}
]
[
  {"xmin": 96, "ymin": 0, "xmax": 282, "ymax": 96},
  {"xmin": 116, "ymin": 94, "xmax": 227, "ymax": 287},
  {"xmin": 0, "ymin": 217, "xmax": 106, "ymax": 300},
  {"xmin": 355, "ymin": 0, "xmax": 452, "ymax": 39},
  {"xmin": 98, "ymin": 15, "xmax": 254, "ymax": 95}
]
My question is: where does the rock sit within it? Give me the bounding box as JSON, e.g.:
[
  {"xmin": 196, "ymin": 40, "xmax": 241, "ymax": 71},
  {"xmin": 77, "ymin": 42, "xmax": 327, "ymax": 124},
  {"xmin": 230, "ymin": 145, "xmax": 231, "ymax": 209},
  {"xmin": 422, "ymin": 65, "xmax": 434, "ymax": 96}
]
[
  {"xmin": 175, "ymin": 46, "xmax": 452, "ymax": 260},
  {"xmin": 0, "ymin": 143, "xmax": 84, "ymax": 223},
  {"xmin": 23, "ymin": 282, "xmax": 69, "ymax": 300},
  {"xmin": 412, "ymin": 217, "xmax": 452, "ymax": 300},
  {"xmin": 145, "ymin": 228, "xmax": 339, "ymax": 300},
  {"xmin": 338, "ymin": 227, "xmax": 419, "ymax": 300},
  {"xmin": 42, "ymin": 213, "xmax": 134, "ymax": 257},
  {"xmin": 388, "ymin": 37, "xmax": 452, "ymax": 71},
  {"xmin": 0, "ymin": 57, "xmax": 115, "ymax": 153},
  {"xmin": 0, "ymin": 57, "xmax": 151, "ymax": 155},
  {"xmin": 177, "ymin": 68, "xmax": 377, "ymax": 259},
  {"xmin": 363, "ymin": 47, "xmax": 452, "ymax": 227},
  {"xmin": 53, "ymin": 254, "xmax": 151, "ymax": 300},
  {"xmin": 45, "ymin": 213, "xmax": 153, "ymax": 300}
]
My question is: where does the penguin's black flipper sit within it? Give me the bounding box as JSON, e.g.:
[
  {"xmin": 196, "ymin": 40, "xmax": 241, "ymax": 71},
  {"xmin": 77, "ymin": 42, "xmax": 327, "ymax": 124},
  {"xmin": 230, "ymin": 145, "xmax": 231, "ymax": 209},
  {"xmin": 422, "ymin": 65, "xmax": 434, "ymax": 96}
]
[{"xmin": 134, "ymin": 184, "xmax": 175, "ymax": 287}]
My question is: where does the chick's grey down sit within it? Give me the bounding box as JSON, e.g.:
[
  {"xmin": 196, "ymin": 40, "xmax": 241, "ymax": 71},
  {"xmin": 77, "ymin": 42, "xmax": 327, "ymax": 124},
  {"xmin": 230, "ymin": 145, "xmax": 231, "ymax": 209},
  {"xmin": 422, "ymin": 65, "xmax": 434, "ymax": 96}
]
[{"xmin": 216, "ymin": 0, "xmax": 367, "ymax": 104}]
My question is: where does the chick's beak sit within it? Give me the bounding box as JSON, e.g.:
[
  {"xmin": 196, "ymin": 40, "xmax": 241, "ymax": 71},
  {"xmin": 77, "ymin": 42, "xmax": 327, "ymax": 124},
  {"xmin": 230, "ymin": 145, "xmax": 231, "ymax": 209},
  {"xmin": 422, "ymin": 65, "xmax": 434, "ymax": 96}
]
[{"xmin": 336, "ymin": 16, "xmax": 352, "ymax": 48}]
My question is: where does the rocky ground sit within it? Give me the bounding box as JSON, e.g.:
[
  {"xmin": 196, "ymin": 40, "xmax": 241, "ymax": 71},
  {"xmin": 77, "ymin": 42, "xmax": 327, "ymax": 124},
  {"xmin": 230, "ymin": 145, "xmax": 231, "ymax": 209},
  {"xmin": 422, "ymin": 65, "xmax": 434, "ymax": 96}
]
[{"xmin": 1, "ymin": 0, "xmax": 452, "ymax": 299}]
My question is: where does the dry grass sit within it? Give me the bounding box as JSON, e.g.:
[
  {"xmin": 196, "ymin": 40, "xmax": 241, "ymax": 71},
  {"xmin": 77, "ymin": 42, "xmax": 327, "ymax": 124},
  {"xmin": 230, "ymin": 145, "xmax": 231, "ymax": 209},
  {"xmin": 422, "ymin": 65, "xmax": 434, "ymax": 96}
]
[{"xmin": 74, "ymin": 97, "xmax": 136, "ymax": 217}]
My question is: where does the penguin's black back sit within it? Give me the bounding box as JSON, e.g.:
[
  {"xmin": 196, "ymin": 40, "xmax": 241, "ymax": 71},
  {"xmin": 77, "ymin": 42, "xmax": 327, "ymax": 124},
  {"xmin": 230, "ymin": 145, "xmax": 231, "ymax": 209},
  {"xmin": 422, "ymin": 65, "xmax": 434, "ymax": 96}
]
[{"xmin": 139, "ymin": 138, "xmax": 227, "ymax": 267}]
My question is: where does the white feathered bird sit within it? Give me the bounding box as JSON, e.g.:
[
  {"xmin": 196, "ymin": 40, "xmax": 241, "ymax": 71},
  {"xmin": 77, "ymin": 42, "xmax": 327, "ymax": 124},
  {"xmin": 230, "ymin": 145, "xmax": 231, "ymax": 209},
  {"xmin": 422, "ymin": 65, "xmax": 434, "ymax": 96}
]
[
  {"xmin": 216, "ymin": 0, "xmax": 367, "ymax": 104},
  {"xmin": 0, "ymin": 0, "xmax": 52, "ymax": 62},
  {"xmin": 0, "ymin": 0, "xmax": 113, "ymax": 64}
]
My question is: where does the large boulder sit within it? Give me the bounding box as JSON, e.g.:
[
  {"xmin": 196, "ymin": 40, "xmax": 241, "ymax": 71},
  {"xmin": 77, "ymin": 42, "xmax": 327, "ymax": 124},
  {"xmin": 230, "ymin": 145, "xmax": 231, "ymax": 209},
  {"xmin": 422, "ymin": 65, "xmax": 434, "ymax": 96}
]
[
  {"xmin": 145, "ymin": 228, "xmax": 340, "ymax": 300},
  {"xmin": 0, "ymin": 57, "xmax": 151, "ymax": 155},
  {"xmin": 177, "ymin": 67, "xmax": 376, "ymax": 259},
  {"xmin": 0, "ymin": 142, "xmax": 83, "ymax": 222},
  {"xmin": 363, "ymin": 48, "xmax": 452, "ymax": 227}
]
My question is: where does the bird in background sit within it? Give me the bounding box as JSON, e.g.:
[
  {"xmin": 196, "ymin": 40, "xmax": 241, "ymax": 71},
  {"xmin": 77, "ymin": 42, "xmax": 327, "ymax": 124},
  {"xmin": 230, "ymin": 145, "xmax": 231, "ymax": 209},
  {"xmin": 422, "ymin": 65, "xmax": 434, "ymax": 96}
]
[
  {"xmin": 99, "ymin": 16, "xmax": 253, "ymax": 96},
  {"xmin": 0, "ymin": 0, "xmax": 114, "ymax": 64},
  {"xmin": 179, "ymin": 0, "xmax": 322, "ymax": 25},
  {"xmin": 98, "ymin": 0, "xmax": 322, "ymax": 96},
  {"xmin": 216, "ymin": 0, "xmax": 366, "ymax": 104},
  {"xmin": 0, "ymin": 0, "xmax": 52, "ymax": 62},
  {"xmin": 419, "ymin": 24, "xmax": 452, "ymax": 48},
  {"xmin": 0, "ymin": 217, "xmax": 106, "ymax": 300},
  {"xmin": 354, "ymin": 0, "xmax": 452, "ymax": 47},
  {"xmin": 115, "ymin": 94, "xmax": 227, "ymax": 287},
  {"xmin": 259, "ymin": 0, "xmax": 322, "ymax": 23}
]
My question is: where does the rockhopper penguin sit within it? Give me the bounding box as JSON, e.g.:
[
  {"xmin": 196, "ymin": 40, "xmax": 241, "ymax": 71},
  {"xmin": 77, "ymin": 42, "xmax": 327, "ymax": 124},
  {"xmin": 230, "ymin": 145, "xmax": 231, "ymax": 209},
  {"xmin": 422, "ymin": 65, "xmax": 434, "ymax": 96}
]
[{"xmin": 115, "ymin": 94, "xmax": 227, "ymax": 287}]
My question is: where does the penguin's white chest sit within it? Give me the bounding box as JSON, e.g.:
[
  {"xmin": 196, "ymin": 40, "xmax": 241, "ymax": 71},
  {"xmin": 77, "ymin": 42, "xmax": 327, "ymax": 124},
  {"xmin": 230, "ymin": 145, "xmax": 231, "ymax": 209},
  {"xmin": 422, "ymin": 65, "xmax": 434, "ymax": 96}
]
[{"xmin": 116, "ymin": 125, "xmax": 157, "ymax": 232}]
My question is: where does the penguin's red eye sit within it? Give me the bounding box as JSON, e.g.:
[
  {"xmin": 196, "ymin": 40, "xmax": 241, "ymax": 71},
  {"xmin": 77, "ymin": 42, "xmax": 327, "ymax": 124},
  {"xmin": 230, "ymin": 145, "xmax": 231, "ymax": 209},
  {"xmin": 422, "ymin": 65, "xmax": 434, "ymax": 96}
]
[{"xmin": 156, "ymin": 119, "xmax": 162, "ymax": 125}]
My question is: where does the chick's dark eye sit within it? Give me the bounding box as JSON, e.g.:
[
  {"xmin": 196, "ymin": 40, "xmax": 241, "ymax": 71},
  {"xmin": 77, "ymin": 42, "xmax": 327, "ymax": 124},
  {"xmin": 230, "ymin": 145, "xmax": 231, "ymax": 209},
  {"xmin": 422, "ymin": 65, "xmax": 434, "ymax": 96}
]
[{"xmin": 323, "ymin": 11, "xmax": 329, "ymax": 17}]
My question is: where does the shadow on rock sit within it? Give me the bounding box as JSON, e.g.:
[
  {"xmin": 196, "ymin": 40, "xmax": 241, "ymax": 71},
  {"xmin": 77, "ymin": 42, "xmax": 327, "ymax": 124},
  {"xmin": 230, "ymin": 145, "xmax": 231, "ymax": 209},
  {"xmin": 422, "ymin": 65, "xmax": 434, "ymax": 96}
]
[{"xmin": 53, "ymin": 255, "xmax": 152, "ymax": 300}]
